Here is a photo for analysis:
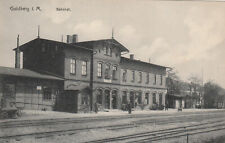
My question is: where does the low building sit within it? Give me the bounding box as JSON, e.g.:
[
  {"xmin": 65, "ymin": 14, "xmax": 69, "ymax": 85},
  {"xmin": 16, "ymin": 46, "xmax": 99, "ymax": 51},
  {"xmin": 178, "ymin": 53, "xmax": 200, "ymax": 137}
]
[
  {"xmin": 0, "ymin": 66, "xmax": 63, "ymax": 111},
  {"xmin": 166, "ymin": 77, "xmax": 200, "ymax": 109}
]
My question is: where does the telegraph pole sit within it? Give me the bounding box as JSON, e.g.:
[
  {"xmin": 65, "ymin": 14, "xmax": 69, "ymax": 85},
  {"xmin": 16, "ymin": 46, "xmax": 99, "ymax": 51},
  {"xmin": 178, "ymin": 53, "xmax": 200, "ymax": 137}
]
[
  {"xmin": 90, "ymin": 50, "xmax": 94, "ymax": 111},
  {"xmin": 201, "ymin": 67, "xmax": 204, "ymax": 108}
]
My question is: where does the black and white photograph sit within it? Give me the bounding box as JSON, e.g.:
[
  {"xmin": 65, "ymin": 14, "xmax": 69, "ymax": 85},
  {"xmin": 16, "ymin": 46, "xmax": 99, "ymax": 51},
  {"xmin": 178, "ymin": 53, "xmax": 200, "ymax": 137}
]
[{"xmin": 0, "ymin": 0, "xmax": 225, "ymax": 142}]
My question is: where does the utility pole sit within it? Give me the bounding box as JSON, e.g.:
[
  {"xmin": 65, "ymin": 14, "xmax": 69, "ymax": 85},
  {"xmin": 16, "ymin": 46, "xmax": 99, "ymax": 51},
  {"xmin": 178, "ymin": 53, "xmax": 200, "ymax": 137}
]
[
  {"xmin": 90, "ymin": 50, "xmax": 94, "ymax": 111},
  {"xmin": 201, "ymin": 67, "xmax": 204, "ymax": 108}
]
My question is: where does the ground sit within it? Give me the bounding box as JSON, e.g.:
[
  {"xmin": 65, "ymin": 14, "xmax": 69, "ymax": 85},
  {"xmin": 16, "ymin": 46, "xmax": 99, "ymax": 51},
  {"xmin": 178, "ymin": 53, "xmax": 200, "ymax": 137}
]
[{"xmin": 0, "ymin": 108, "xmax": 225, "ymax": 143}]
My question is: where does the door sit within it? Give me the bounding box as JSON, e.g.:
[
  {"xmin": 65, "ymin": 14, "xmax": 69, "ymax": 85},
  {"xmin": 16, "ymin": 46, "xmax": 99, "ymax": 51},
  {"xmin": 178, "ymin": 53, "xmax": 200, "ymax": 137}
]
[
  {"xmin": 130, "ymin": 91, "xmax": 135, "ymax": 108},
  {"xmin": 112, "ymin": 90, "xmax": 117, "ymax": 109},
  {"xmin": 104, "ymin": 90, "xmax": 110, "ymax": 109}
]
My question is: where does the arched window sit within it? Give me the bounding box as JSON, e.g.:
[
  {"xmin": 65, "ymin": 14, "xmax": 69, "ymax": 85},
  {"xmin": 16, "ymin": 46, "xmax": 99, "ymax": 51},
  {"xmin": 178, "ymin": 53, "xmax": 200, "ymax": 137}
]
[
  {"xmin": 153, "ymin": 93, "xmax": 156, "ymax": 104},
  {"xmin": 159, "ymin": 93, "xmax": 163, "ymax": 105}
]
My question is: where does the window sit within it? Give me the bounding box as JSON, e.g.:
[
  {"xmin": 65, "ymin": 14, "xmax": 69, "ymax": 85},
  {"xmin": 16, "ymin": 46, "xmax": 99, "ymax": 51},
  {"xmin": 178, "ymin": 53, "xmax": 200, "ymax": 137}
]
[
  {"xmin": 139, "ymin": 72, "xmax": 142, "ymax": 83},
  {"xmin": 160, "ymin": 75, "xmax": 163, "ymax": 85},
  {"xmin": 131, "ymin": 71, "xmax": 135, "ymax": 82},
  {"xmin": 104, "ymin": 46, "xmax": 112, "ymax": 56},
  {"xmin": 41, "ymin": 43, "xmax": 45, "ymax": 52},
  {"xmin": 81, "ymin": 95, "xmax": 88, "ymax": 105},
  {"xmin": 41, "ymin": 47, "xmax": 45, "ymax": 52},
  {"xmin": 122, "ymin": 70, "xmax": 127, "ymax": 82},
  {"xmin": 81, "ymin": 61, "xmax": 87, "ymax": 76},
  {"xmin": 97, "ymin": 62, "xmax": 102, "ymax": 77},
  {"xmin": 96, "ymin": 89, "xmax": 103, "ymax": 104},
  {"xmin": 137, "ymin": 92, "xmax": 142, "ymax": 104},
  {"xmin": 146, "ymin": 73, "xmax": 149, "ymax": 84},
  {"xmin": 112, "ymin": 66, "xmax": 117, "ymax": 80},
  {"xmin": 154, "ymin": 74, "xmax": 157, "ymax": 85},
  {"xmin": 122, "ymin": 91, "xmax": 127, "ymax": 104},
  {"xmin": 43, "ymin": 88, "xmax": 52, "ymax": 100},
  {"xmin": 145, "ymin": 93, "xmax": 149, "ymax": 104},
  {"xmin": 108, "ymin": 47, "xmax": 112, "ymax": 56},
  {"xmin": 159, "ymin": 93, "xmax": 163, "ymax": 105},
  {"xmin": 70, "ymin": 58, "xmax": 76, "ymax": 74},
  {"xmin": 153, "ymin": 93, "xmax": 156, "ymax": 104},
  {"xmin": 105, "ymin": 64, "xmax": 110, "ymax": 79}
]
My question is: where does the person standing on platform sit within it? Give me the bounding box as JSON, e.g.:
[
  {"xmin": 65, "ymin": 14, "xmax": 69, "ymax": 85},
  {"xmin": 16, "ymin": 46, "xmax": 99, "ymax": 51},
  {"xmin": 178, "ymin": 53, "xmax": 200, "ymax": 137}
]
[
  {"xmin": 127, "ymin": 102, "xmax": 132, "ymax": 114},
  {"xmin": 94, "ymin": 102, "xmax": 98, "ymax": 113}
]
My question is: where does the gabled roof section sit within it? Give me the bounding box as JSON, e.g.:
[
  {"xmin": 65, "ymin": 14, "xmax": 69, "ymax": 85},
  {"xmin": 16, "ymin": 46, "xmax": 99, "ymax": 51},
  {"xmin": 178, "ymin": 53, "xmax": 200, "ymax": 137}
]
[
  {"xmin": 120, "ymin": 57, "xmax": 168, "ymax": 75},
  {"xmin": 121, "ymin": 57, "xmax": 168, "ymax": 69},
  {"xmin": 0, "ymin": 66, "xmax": 64, "ymax": 81},
  {"xmin": 72, "ymin": 38, "xmax": 129, "ymax": 52},
  {"xmin": 13, "ymin": 38, "xmax": 93, "ymax": 52}
]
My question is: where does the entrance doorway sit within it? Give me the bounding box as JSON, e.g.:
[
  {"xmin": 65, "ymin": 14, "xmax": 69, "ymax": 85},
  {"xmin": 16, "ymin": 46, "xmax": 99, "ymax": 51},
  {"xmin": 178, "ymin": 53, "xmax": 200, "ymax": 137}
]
[
  {"xmin": 104, "ymin": 90, "xmax": 110, "ymax": 109},
  {"xmin": 130, "ymin": 91, "xmax": 135, "ymax": 108},
  {"xmin": 112, "ymin": 90, "xmax": 117, "ymax": 109},
  {"xmin": 62, "ymin": 90, "xmax": 78, "ymax": 113}
]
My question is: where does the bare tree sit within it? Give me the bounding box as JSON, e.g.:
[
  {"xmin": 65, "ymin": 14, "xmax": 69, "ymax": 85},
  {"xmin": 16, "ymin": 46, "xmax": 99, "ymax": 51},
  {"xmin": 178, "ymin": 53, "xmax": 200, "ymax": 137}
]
[{"xmin": 167, "ymin": 67, "xmax": 180, "ymax": 80}]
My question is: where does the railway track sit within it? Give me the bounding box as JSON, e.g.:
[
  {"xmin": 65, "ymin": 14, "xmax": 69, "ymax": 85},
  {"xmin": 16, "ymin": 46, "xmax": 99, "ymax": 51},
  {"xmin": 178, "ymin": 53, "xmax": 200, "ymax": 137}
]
[
  {"xmin": 86, "ymin": 119, "xmax": 225, "ymax": 143},
  {"xmin": 0, "ymin": 113, "xmax": 225, "ymax": 142},
  {"xmin": 1, "ymin": 110, "xmax": 225, "ymax": 129}
]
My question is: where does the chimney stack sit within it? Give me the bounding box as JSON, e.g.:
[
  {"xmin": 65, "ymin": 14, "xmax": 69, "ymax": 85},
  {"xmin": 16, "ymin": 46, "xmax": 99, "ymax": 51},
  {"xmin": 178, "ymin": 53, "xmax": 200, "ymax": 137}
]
[
  {"xmin": 130, "ymin": 54, "xmax": 134, "ymax": 60},
  {"xmin": 72, "ymin": 34, "xmax": 78, "ymax": 43},
  {"xmin": 15, "ymin": 35, "xmax": 20, "ymax": 68},
  {"xmin": 67, "ymin": 34, "xmax": 78, "ymax": 44}
]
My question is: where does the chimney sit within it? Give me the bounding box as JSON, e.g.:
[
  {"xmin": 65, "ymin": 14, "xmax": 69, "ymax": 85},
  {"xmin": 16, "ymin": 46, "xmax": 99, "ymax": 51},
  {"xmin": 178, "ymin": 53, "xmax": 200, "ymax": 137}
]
[
  {"xmin": 67, "ymin": 34, "xmax": 78, "ymax": 44},
  {"xmin": 72, "ymin": 34, "xmax": 78, "ymax": 43},
  {"xmin": 15, "ymin": 35, "xmax": 20, "ymax": 68},
  {"xmin": 130, "ymin": 54, "xmax": 134, "ymax": 60},
  {"xmin": 66, "ymin": 35, "xmax": 72, "ymax": 44}
]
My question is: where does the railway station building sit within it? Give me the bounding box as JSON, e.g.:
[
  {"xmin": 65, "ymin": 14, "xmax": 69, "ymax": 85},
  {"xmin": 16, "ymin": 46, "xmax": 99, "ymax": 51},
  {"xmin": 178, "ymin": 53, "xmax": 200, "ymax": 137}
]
[{"xmin": 0, "ymin": 34, "xmax": 168, "ymax": 113}]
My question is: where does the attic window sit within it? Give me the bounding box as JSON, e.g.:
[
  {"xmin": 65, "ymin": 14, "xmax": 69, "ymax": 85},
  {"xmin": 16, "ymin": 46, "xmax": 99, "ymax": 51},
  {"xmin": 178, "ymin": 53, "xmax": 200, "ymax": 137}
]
[
  {"xmin": 41, "ymin": 43, "xmax": 45, "ymax": 52},
  {"xmin": 55, "ymin": 45, "xmax": 58, "ymax": 51},
  {"xmin": 104, "ymin": 46, "xmax": 112, "ymax": 56},
  {"xmin": 41, "ymin": 46, "xmax": 46, "ymax": 52}
]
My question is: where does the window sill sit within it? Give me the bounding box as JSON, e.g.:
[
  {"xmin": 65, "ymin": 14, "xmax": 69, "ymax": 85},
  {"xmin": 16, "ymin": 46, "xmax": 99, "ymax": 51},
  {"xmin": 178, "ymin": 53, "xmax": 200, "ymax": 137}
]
[
  {"xmin": 104, "ymin": 54, "xmax": 112, "ymax": 57},
  {"xmin": 43, "ymin": 99, "xmax": 52, "ymax": 101},
  {"xmin": 104, "ymin": 77, "xmax": 111, "ymax": 80}
]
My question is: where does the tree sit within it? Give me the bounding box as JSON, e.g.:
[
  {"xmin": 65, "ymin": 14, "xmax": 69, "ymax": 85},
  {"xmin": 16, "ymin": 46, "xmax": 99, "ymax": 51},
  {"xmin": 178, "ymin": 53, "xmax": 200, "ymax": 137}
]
[
  {"xmin": 203, "ymin": 81, "xmax": 223, "ymax": 108},
  {"xmin": 167, "ymin": 67, "xmax": 180, "ymax": 80},
  {"xmin": 188, "ymin": 74, "xmax": 202, "ymax": 92}
]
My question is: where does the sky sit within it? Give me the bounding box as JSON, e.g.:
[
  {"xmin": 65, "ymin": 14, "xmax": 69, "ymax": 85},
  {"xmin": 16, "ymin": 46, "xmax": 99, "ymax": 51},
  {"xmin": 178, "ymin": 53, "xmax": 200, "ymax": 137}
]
[{"xmin": 0, "ymin": 0, "xmax": 225, "ymax": 88}]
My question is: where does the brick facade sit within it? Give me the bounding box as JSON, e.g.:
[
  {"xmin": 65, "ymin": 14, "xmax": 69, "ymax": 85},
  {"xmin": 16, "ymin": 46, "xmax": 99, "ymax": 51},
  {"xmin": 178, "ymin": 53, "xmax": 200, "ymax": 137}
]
[{"xmin": 12, "ymin": 37, "xmax": 167, "ymax": 112}]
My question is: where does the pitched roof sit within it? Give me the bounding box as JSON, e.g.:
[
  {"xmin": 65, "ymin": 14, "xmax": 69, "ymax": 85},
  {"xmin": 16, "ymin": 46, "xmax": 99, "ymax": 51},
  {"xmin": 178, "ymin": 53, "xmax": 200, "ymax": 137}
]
[
  {"xmin": 121, "ymin": 57, "xmax": 168, "ymax": 68},
  {"xmin": 13, "ymin": 38, "xmax": 93, "ymax": 51},
  {"xmin": 72, "ymin": 38, "xmax": 129, "ymax": 52},
  {"xmin": 0, "ymin": 66, "xmax": 64, "ymax": 81},
  {"xmin": 13, "ymin": 38, "xmax": 128, "ymax": 52}
]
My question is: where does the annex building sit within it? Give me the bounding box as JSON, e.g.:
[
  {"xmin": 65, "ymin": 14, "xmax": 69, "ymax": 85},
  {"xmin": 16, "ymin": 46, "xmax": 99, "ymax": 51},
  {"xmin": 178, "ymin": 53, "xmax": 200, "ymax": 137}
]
[{"xmin": 0, "ymin": 34, "xmax": 168, "ymax": 113}]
